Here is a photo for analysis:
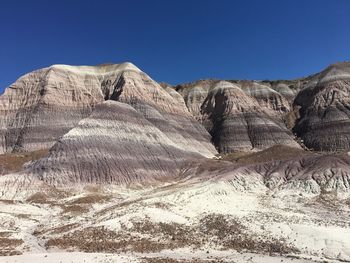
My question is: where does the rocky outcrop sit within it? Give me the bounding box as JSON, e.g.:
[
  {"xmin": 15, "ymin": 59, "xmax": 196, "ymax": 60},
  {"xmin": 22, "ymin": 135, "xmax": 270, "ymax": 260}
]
[
  {"xmin": 190, "ymin": 145, "xmax": 350, "ymax": 193},
  {"xmin": 175, "ymin": 79, "xmax": 299, "ymax": 153},
  {"xmin": 176, "ymin": 79, "xmax": 294, "ymax": 121},
  {"xmin": 0, "ymin": 63, "xmax": 216, "ymax": 157},
  {"xmin": 175, "ymin": 80, "xmax": 216, "ymax": 121},
  {"xmin": 293, "ymin": 62, "xmax": 350, "ymax": 151},
  {"xmin": 200, "ymin": 81, "xmax": 299, "ymax": 152},
  {"xmin": 30, "ymin": 101, "xmax": 209, "ymax": 185},
  {"xmin": 237, "ymin": 81, "xmax": 291, "ymax": 114},
  {"xmin": 0, "ymin": 64, "xmax": 133, "ymax": 153},
  {"xmin": 0, "ymin": 62, "xmax": 217, "ymax": 185},
  {"xmin": 258, "ymin": 153, "xmax": 350, "ymax": 193}
]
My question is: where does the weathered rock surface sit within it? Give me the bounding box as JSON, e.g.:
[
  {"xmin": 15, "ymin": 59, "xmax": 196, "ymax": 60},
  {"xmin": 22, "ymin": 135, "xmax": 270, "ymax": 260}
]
[
  {"xmin": 0, "ymin": 62, "xmax": 217, "ymax": 185},
  {"xmin": 0, "ymin": 64, "xmax": 127, "ymax": 153},
  {"xmin": 259, "ymin": 153, "xmax": 350, "ymax": 193},
  {"xmin": 30, "ymin": 101, "xmax": 208, "ymax": 185},
  {"xmin": 176, "ymin": 79, "xmax": 295, "ymax": 121},
  {"xmin": 189, "ymin": 145, "xmax": 350, "ymax": 193},
  {"xmin": 199, "ymin": 81, "xmax": 299, "ymax": 152},
  {"xmin": 293, "ymin": 62, "xmax": 350, "ymax": 151},
  {"xmin": 237, "ymin": 81, "xmax": 290, "ymax": 113},
  {"xmin": 0, "ymin": 63, "xmax": 216, "ymax": 158},
  {"xmin": 175, "ymin": 79, "xmax": 299, "ymax": 153}
]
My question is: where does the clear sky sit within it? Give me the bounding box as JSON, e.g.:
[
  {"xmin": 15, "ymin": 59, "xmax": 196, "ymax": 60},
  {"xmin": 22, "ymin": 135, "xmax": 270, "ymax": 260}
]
[{"xmin": 0, "ymin": 0, "xmax": 349, "ymax": 91}]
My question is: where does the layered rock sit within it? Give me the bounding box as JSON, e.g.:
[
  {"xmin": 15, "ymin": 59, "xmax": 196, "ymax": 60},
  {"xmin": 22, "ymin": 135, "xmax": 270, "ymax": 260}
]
[
  {"xmin": 258, "ymin": 153, "xmax": 350, "ymax": 193},
  {"xmin": 0, "ymin": 63, "xmax": 215, "ymax": 158},
  {"xmin": 190, "ymin": 145, "xmax": 350, "ymax": 193},
  {"xmin": 200, "ymin": 81, "xmax": 299, "ymax": 153},
  {"xmin": 237, "ymin": 81, "xmax": 290, "ymax": 114},
  {"xmin": 175, "ymin": 80, "xmax": 216, "ymax": 120},
  {"xmin": 293, "ymin": 62, "xmax": 350, "ymax": 151},
  {"xmin": 106, "ymin": 69, "xmax": 216, "ymax": 157},
  {"xmin": 30, "ymin": 101, "xmax": 209, "ymax": 185},
  {"xmin": 176, "ymin": 79, "xmax": 294, "ymax": 121},
  {"xmin": 0, "ymin": 64, "xmax": 136, "ymax": 153},
  {"xmin": 175, "ymin": 79, "xmax": 298, "ymax": 153}
]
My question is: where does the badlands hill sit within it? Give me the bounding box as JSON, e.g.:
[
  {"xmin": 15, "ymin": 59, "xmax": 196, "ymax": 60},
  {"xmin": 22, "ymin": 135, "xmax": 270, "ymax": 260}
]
[
  {"xmin": 176, "ymin": 62, "xmax": 350, "ymax": 152},
  {"xmin": 0, "ymin": 61, "xmax": 350, "ymax": 262}
]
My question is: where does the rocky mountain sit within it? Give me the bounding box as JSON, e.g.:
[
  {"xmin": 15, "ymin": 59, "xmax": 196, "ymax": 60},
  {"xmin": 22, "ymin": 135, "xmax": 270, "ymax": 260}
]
[
  {"xmin": 176, "ymin": 80, "xmax": 299, "ymax": 152},
  {"xmin": 176, "ymin": 62, "xmax": 350, "ymax": 152},
  {"xmin": 293, "ymin": 62, "xmax": 350, "ymax": 151},
  {"xmin": 0, "ymin": 63, "xmax": 215, "ymax": 157},
  {"xmin": 31, "ymin": 100, "xmax": 210, "ymax": 186},
  {"xmin": 0, "ymin": 64, "xmax": 105, "ymax": 153},
  {"xmin": 1, "ymin": 61, "xmax": 350, "ymax": 262},
  {"xmin": 200, "ymin": 81, "xmax": 299, "ymax": 152},
  {"xmin": 0, "ymin": 62, "xmax": 217, "ymax": 186},
  {"xmin": 190, "ymin": 145, "xmax": 350, "ymax": 194}
]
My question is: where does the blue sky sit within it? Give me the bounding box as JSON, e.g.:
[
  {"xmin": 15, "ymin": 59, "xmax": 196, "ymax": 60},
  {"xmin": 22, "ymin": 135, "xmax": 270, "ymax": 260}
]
[{"xmin": 0, "ymin": 0, "xmax": 349, "ymax": 91}]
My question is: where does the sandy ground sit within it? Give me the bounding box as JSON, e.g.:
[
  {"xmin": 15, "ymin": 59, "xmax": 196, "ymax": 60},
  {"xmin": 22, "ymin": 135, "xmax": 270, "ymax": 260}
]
[
  {"xmin": 0, "ymin": 179, "xmax": 349, "ymax": 262},
  {"xmin": 0, "ymin": 250, "xmax": 335, "ymax": 263}
]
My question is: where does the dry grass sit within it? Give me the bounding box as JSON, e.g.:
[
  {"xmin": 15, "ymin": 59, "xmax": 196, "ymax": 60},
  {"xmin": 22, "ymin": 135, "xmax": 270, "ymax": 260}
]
[
  {"xmin": 34, "ymin": 223, "xmax": 80, "ymax": 237},
  {"xmin": 0, "ymin": 238, "xmax": 24, "ymax": 256},
  {"xmin": 0, "ymin": 232, "xmax": 11, "ymax": 238},
  {"xmin": 96, "ymin": 198, "xmax": 142, "ymax": 216},
  {"xmin": 132, "ymin": 220, "xmax": 197, "ymax": 248},
  {"xmin": 142, "ymin": 259, "xmax": 225, "ymax": 263},
  {"xmin": 45, "ymin": 227, "xmax": 167, "ymax": 253},
  {"xmin": 0, "ymin": 148, "xmax": 48, "ymax": 174},
  {"xmin": 26, "ymin": 192, "xmax": 50, "ymax": 204},
  {"xmin": 26, "ymin": 189, "xmax": 70, "ymax": 205},
  {"xmin": 60, "ymin": 204, "xmax": 90, "ymax": 215},
  {"xmin": 46, "ymin": 221, "xmax": 195, "ymax": 253},
  {"xmin": 45, "ymin": 214, "xmax": 297, "ymax": 255},
  {"xmin": 69, "ymin": 194, "xmax": 112, "ymax": 205},
  {"xmin": 223, "ymin": 145, "xmax": 309, "ymax": 165},
  {"xmin": 0, "ymin": 199, "xmax": 15, "ymax": 204},
  {"xmin": 198, "ymin": 214, "xmax": 297, "ymax": 254}
]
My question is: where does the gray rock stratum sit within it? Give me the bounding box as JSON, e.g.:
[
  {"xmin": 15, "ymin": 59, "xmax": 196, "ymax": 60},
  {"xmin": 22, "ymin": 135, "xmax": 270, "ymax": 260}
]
[
  {"xmin": 2, "ymin": 61, "xmax": 350, "ymax": 188},
  {"xmin": 196, "ymin": 81, "xmax": 299, "ymax": 152},
  {"xmin": 184, "ymin": 145, "xmax": 350, "ymax": 194},
  {"xmin": 0, "ymin": 64, "xmax": 117, "ymax": 153},
  {"xmin": 175, "ymin": 79, "xmax": 301, "ymax": 152},
  {"xmin": 176, "ymin": 62, "xmax": 350, "ymax": 152},
  {"xmin": 30, "ymin": 100, "xmax": 208, "ymax": 185},
  {"xmin": 0, "ymin": 63, "xmax": 216, "ymax": 157},
  {"xmin": 293, "ymin": 62, "xmax": 350, "ymax": 151}
]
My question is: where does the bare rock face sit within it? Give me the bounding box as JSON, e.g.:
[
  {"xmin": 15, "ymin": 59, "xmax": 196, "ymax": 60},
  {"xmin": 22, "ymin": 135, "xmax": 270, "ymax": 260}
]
[
  {"xmin": 0, "ymin": 64, "xmax": 132, "ymax": 153},
  {"xmin": 0, "ymin": 63, "xmax": 215, "ymax": 158},
  {"xmin": 0, "ymin": 62, "xmax": 217, "ymax": 185},
  {"xmin": 107, "ymin": 70, "xmax": 216, "ymax": 157},
  {"xmin": 30, "ymin": 101, "xmax": 208, "ymax": 185},
  {"xmin": 191, "ymin": 146, "xmax": 350, "ymax": 193},
  {"xmin": 259, "ymin": 153, "xmax": 350, "ymax": 193},
  {"xmin": 175, "ymin": 79, "xmax": 298, "ymax": 153},
  {"xmin": 238, "ymin": 81, "xmax": 290, "ymax": 114},
  {"xmin": 200, "ymin": 81, "xmax": 299, "ymax": 152},
  {"xmin": 176, "ymin": 79, "xmax": 293, "ymax": 121},
  {"xmin": 293, "ymin": 62, "xmax": 350, "ymax": 151}
]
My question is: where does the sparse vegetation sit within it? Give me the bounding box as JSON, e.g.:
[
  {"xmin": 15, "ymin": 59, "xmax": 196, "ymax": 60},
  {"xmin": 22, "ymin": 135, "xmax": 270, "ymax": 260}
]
[
  {"xmin": 198, "ymin": 214, "xmax": 297, "ymax": 254},
  {"xmin": 222, "ymin": 144, "xmax": 310, "ymax": 164},
  {"xmin": 26, "ymin": 192, "xmax": 50, "ymax": 204},
  {"xmin": 69, "ymin": 194, "xmax": 112, "ymax": 205},
  {"xmin": 142, "ymin": 259, "xmax": 225, "ymax": 263},
  {"xmin": 60, "ymin": 204, "xmax": 89, "ymax": 214},
  {"xmin": 45, "ymin": 226, "xmax": 167, "ymax": 253},
  {"xmin": 0, "ymin": 238, "xmax": 24, "ymax": 256},
  {"xmin": 45, "ymin": 214, "xmax": 297, "ymax": 255},
  {"xmin": 0, "ymin": 148, "xmax": 48, "ymax": 174}
]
